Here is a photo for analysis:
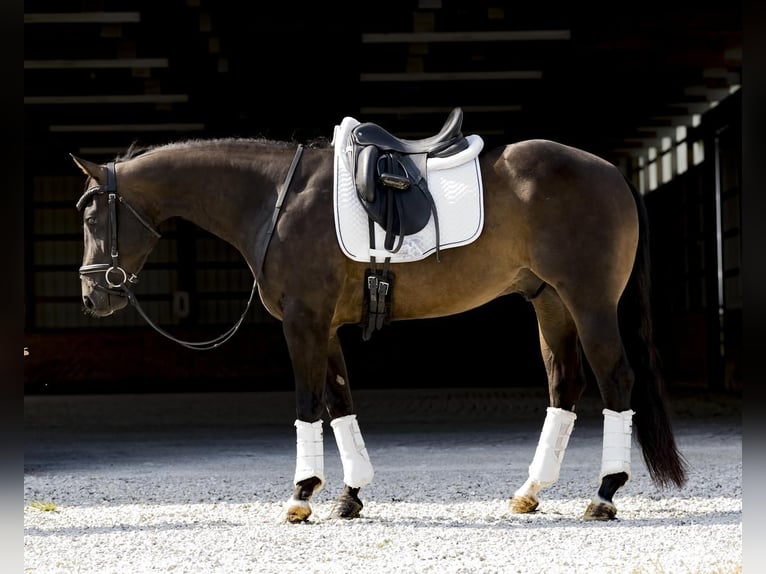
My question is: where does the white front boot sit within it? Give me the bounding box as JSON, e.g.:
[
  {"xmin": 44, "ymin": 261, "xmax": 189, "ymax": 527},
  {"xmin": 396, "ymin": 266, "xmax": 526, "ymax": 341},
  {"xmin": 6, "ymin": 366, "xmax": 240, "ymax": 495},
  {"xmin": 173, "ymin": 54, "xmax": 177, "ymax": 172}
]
[{"xmin": 331, "ymin": 414, "xmax": 374, "ymax": 488}]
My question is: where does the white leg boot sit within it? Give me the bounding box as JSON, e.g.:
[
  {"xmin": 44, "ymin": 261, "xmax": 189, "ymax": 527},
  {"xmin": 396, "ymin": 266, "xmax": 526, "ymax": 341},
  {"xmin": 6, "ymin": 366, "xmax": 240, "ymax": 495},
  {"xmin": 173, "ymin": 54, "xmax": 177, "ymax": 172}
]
[
  {"xmin": 331, "ymin": 414, "xmax": 374, "ymax": 487},
  {"xmin": 583, "ymin": 408, "xmax": 635, "ymax": 521},
  {"xmin": 511, "ymin": 407, "xmax": 577, "ymax": 513},
  {"xmin": 599, "ymin": 408, "xmax": 635, "ymax": 480},
  {"xmin": 285, "ymin": 419, "xmax": 325, "ymax": 523}
]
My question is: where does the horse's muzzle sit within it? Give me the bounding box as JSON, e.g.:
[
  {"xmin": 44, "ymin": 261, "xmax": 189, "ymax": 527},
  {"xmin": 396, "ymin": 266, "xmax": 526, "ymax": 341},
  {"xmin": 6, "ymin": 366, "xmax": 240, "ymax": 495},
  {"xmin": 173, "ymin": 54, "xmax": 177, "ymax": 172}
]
[
  {"xmin": 79, "ymin": 264, "xmax": 135, "ymax": 317},
  {"xmin": 81, "ymin": 280, "xmax": 129, "ymax": 317}
]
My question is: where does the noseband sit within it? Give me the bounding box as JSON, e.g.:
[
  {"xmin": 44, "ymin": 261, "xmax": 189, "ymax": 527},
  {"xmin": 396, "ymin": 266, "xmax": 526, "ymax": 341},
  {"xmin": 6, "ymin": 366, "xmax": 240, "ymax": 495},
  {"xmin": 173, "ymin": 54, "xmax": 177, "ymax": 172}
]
[
  {"xmin": 77, "ymin": 161, "xmax": 161, "ymax": 292},
  {"xmin": 76, "ymin": 161, "xmax": 257, "ymax": 350}
]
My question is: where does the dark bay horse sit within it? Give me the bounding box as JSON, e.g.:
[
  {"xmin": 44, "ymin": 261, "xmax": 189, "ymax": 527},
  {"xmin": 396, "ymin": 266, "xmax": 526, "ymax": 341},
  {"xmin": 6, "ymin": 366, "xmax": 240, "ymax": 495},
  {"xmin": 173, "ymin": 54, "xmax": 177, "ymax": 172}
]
[{"xmin": 73, "ymin": 110, "xmax": 687, "ymax": 523}]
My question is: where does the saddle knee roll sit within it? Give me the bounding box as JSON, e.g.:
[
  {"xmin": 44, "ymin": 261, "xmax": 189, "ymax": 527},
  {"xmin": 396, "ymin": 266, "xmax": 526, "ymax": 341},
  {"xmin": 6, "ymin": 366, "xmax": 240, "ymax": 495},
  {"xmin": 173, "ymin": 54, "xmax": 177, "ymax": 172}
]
[
  {"xmin": 331, "ymin": 414, "xmax": 374, "ymax": 488},
  {"xmin": 527, "ymin": 407, "xmax": 577, "ymax": 487},
  {"xmin": 354, "ymin": 145, "xmax": 379, "ymax": 202},
  {"xmin": 599, "ymin": 408, "xmax": 635, "ymax": 480},
  {"xmin": 294, "ymin": 419, "xmax": 325, "ymax": 491}
]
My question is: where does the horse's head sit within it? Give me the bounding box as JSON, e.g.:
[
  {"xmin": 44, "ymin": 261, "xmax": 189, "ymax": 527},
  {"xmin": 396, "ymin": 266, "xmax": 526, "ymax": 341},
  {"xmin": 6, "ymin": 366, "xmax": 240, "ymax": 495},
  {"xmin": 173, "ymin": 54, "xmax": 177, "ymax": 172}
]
[{"xmin": 72, "ymin": 155, "xmax": 161, "ymax": 317}]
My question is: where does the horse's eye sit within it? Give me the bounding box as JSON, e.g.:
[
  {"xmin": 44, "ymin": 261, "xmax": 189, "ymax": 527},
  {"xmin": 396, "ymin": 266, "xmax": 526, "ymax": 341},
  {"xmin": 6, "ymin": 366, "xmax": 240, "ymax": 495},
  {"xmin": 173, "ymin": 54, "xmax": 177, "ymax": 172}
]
[{"xmin": 85, "ymin": 217, "xmax": 98, "ymax": 227}]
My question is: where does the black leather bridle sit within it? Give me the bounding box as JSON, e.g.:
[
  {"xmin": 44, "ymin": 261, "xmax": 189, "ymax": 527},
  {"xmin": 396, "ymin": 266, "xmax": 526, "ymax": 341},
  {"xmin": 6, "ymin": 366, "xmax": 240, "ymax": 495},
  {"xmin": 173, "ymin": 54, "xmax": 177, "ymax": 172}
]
[
  {"xmin": 76, "ymin": 161, "xmax": 257, "ymax": 350},
  {"xmin": 77, "ymin": 161, "xmax": 161, "ymax": 291}
]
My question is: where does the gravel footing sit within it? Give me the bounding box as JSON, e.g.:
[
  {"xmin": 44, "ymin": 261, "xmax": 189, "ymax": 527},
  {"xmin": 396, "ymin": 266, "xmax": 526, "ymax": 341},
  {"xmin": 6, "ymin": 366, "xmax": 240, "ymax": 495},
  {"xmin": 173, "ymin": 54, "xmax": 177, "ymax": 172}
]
[{"xmin": 25, "ymin": 388, "xmax": 742, "ymax": 573}]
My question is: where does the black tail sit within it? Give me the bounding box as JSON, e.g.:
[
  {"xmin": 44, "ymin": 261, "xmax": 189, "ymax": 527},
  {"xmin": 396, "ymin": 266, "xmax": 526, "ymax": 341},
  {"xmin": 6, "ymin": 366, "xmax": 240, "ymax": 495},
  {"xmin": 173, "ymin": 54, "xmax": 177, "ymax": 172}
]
[{"xmin": 619, "ymin": 178, "xmax": 688, "ymax": 488}]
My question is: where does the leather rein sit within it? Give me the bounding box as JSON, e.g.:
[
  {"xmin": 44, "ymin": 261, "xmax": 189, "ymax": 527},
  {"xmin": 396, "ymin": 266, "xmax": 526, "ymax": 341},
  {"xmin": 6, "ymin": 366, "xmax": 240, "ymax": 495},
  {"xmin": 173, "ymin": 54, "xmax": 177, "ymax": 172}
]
[{"xmin": 76, "ymin": 149, "xmax": 303, "ymax": 350}]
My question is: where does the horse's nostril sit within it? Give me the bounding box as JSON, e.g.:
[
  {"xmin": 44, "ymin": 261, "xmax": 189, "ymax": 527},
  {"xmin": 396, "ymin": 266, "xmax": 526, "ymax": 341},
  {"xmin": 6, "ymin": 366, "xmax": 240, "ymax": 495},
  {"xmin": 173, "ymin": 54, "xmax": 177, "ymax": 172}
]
[{"xmin": 82, "ymin": 295, "xmax": 94, "ymax": 309}]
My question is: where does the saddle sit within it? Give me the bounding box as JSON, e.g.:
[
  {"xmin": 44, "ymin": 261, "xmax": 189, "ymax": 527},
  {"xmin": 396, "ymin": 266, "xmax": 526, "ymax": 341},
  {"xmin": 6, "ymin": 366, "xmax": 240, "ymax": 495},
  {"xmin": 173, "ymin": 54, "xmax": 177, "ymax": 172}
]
[
  {"xmin": 350, "ymin": 107, "xmax": 469, "ymax": 255},
  {"xmin": 348, "ymin": 107, "xmax": 470, "ymax": 340}
]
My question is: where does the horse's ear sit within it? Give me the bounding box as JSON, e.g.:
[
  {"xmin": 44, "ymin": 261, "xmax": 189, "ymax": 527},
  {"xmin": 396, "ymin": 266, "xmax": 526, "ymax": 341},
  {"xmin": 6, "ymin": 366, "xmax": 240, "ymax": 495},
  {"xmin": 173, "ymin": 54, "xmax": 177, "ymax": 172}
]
[{"xmin": 70, "ymin": 154, "xmax": 103, "ymax": 178}]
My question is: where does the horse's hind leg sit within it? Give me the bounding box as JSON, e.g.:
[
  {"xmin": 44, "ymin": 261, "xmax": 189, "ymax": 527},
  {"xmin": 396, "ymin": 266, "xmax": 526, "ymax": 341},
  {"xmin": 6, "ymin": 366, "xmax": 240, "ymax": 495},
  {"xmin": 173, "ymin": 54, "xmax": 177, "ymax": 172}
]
[
  {"xmin": 323, "ymin": 332, "xmax": 374, "ymax": 519},
  {"xmin": 566, "ymin": 300, "xmax": 636, "ymax": 521},
  {"xmin": 511, "ymin": 289, "xmax": 585, "ymax": 514}
]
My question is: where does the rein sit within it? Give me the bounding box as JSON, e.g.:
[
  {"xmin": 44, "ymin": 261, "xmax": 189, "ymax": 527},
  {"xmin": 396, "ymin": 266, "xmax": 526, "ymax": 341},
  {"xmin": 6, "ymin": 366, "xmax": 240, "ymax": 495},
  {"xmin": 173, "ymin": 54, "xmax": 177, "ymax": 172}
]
[
  {"xmin": 76, "ymin": 161, "xmax": 263, "ymax": 351},
  {"xmin": 258, "ymin": 144, "xmax": 304, "ymax": 278}
]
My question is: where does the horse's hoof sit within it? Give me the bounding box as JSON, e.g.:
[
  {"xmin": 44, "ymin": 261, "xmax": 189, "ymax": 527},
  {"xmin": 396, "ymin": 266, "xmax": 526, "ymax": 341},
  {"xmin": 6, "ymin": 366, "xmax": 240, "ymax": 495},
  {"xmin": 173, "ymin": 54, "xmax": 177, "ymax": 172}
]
[
  {"xmin": 509, "ymin": 495, "xmax": 539, "ymax": 514},
  {"xmin": 285, "ymin": 500, "xmax": 312, "ymax": 523},
  {"xmin": 329, "ymin": 487, "xmax": 363, "ymax": 519},
  {"xmin": 583, "ymin": 499, "xmax": 617, "ymax": 521}
]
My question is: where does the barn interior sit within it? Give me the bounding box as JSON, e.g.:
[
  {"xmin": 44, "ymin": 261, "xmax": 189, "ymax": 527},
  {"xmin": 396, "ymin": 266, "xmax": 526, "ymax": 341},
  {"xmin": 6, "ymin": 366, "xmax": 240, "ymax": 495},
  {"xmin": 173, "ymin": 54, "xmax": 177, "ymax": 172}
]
[{"xmin": 23, "ymin": 1, "xmax": 743, "ymax": 395}]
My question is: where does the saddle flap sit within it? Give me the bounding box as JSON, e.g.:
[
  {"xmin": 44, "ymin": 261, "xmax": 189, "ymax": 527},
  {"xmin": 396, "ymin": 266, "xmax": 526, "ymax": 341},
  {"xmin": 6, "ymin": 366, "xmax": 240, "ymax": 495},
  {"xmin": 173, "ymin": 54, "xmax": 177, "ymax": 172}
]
[{"xmin": 355, "ymin": 151, "xmax": 433, "ymax": 246}]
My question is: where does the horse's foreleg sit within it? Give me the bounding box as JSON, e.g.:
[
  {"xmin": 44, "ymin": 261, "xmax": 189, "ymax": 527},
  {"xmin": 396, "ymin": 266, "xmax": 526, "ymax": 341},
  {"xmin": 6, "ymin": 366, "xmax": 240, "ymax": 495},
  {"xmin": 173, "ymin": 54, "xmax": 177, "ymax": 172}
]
[
  {"xmin": 329, "ymin": 414, "xmax": 374, "ymax": 518},
  {"xmin": 323, "ymin": 333, "xmax": 374, "ymax": 519},
  {"xmin": 281, "ymin": 302, "xmax": 333, "ymax": 523},
  {"xmin": 287, "ymin": 420, "xmax": 325, "ymax": 523}
]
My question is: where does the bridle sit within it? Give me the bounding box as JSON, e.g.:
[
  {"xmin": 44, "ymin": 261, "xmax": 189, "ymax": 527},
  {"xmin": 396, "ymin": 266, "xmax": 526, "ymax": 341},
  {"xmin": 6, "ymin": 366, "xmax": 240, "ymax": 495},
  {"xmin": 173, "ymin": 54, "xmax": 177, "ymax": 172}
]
[
  {"xmin": 77, "ymin": 161, "xmax": 160, "ymax": 290},
  {"xmin": 76, "ymin": 161, "xmax": 258, "ymax": 350}
]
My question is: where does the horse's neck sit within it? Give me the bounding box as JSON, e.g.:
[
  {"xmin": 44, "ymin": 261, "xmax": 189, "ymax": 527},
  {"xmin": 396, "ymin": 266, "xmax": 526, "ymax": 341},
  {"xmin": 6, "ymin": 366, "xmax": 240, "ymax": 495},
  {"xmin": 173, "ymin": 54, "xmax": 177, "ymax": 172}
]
[{"xmin": 138, "ymin": 150, "xmax": 284, "ymax": 252}]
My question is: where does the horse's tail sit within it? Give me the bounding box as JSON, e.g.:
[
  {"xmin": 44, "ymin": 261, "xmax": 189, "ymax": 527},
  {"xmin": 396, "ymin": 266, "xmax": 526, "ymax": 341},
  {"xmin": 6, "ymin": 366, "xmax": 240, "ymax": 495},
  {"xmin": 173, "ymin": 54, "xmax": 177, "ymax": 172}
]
[{"xmin": 619, "ymin": 177, "xmax": 688, "ymax": 488}]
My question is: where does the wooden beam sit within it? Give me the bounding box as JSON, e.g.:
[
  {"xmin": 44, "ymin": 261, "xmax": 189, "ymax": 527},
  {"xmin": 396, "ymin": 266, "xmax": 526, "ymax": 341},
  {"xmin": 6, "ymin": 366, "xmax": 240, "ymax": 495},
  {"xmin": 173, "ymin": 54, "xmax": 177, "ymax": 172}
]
[
  {"xmin": 665, "ymin": 101, "xmax": 718, "ymax": 114},
  {"xmin": 25, "ymin": 59, "xmax": 169, "ymax": 69},
  {"xmin": 25, "ymin": 95, "xmax": 189, "ymax": 105},
  {"xmin": 683, "ymin": 86, "xmax": 733, "ymax": 101},
  {"xmin": 648, "ymin": 115, "xmax": 696, "ymax": 127},
  {"xmin": 359, "ymin": 105, "xmax": 522, "ymax": 114},
  {"xmin": 362, "ymin": 30, "xmax": 570, "ymax": 43},
  {"xmin": 24, "ymin": 12, "xmax": 141, "ymax": 24},
  {"xmin": 360, "ymin": 71, "xmax": 542, "ymax": 82}
]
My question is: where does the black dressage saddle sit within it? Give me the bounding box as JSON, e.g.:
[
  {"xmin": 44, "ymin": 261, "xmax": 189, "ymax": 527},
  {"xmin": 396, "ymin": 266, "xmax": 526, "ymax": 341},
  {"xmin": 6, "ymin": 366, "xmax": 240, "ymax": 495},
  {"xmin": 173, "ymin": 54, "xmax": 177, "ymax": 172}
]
[{"xmin": 350, "ymin": 107, "xmax": 469, "ymax": 254}]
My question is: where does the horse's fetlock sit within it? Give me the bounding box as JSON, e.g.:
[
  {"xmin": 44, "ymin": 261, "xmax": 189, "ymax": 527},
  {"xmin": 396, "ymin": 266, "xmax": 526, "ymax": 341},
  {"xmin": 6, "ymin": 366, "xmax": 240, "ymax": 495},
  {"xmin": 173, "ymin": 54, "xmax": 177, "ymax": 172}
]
[{"xmin": 295, "ymin": 476, "xmax": 322, "ymax": 500}]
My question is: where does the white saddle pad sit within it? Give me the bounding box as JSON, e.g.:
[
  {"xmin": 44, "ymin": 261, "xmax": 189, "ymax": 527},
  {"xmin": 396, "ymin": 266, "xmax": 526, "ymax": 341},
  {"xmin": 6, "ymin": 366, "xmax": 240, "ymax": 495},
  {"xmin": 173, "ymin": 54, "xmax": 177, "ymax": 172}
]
[{"xmin": 332, "ymin": 117, "xmax": 485, "ymax": 263}]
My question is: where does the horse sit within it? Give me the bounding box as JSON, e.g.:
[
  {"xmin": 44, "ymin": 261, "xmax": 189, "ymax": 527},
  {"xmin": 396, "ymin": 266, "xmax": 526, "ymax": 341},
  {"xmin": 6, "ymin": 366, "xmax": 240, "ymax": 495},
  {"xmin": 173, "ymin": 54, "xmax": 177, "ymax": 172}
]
[{"xmin": 72, "ymin": 108, "xmax": 687, "ymax": 523}]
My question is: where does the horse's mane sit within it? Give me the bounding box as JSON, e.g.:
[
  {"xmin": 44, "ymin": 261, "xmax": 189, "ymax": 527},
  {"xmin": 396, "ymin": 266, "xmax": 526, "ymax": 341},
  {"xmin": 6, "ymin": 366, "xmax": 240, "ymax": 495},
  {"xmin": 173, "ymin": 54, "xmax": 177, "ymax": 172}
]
[{"xmin": 115, "ymin": 135, "xmax": 331, "ymax": 162}]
